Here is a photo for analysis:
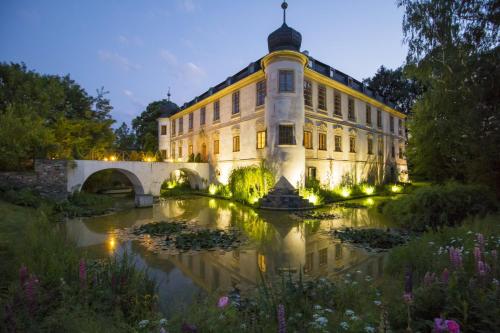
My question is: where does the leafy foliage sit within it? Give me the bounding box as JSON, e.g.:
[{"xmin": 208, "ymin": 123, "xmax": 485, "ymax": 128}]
[
  {"xmin": 228, "ymin": 164, "xmax": 275, "ymax": 204},
  {"xmin": 383, "ymin": 183, "xmax": 497, "ymax": 231},
  {"xmin": 0, "ymin": 63, "xmax": 116, "ymax": 170}
]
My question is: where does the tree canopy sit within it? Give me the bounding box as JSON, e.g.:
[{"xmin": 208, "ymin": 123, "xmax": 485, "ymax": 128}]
[{"xmin": 0, "ymin": 63, "xmax": 115, "ymax": 170}]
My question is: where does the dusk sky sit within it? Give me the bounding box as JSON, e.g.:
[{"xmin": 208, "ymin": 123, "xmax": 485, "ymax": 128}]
[{"xmin": 1, "ymin": 0, "xmax": 408, "ymax": 126}]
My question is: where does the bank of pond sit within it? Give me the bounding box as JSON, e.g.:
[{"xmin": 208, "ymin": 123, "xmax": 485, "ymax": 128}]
[{"xmin": 0, "ymin": 182, "xmax": 498, "ymax": 332}]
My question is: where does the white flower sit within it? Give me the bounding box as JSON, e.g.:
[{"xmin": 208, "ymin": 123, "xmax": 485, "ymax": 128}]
[
  {"xmin": 340, "ymin": 321, "xmax": 349, "ymax": 330},
  {"xmin": 365, "ymin": 275, "xmax": 372, "ymax": 281},
  {"xmin": 159, "ymin": 318, "xmax": 168, "ymax": 326},
  {"xmin": 240, "ymin": 323, "xmax": 247, "ymax": 329},
  {"xmin": 314, "ymin": 304, "xmax": 323, "ymax": 311},
  {"xmin": 373, "ymin": 300, "xmax": 382, "ymax": 306},
  {"xmin": 138, "ymin": 320, "xmax": 149, "ymax": 329},
  {"xmin": 315, "ymin": 316, "xmax": 328, "ymax": 326},
  {"xmin": 345, "ymin": 309, "xmax": 355, "ymax": 317},
  {"xmin": 356, "ymin": 270, "xmax": 362, "ymax": 274},
  {"xmin": 325, "ymin": 308, "xmax": 334, "ymax": 313},
  {"xmin": 365, "ymin": 325, "xmax": 376, "ymax": 333},
  {"xmin": 428, "ymin": 241, "xmax": 435, "ymax": 245},
  {"xmin": 351, "ymin": 315, "xmax": 359, "ymax": 321}
]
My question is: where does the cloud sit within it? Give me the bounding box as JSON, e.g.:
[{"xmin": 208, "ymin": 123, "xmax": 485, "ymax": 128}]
[
  {"xmin": 159, "ymin": 49, "xmax": 206, "ymax": 85},
  {"xmin": 118, "ymin": 35, "xmax": 143, "ymax": 47},
  {"xmin": 123, "ymin": 89, "xmax": 146, "ymax": 108},
  {"xmin": 184, "ymin": 62, "xmax": 205, "ymax": 83},
  {"xmin": 160, "ymin": 49, "xmax": 178, "ymax": 66},
  {"xmin": 98, "ymin": 50, "xmax": 141, "ymax": 71}
]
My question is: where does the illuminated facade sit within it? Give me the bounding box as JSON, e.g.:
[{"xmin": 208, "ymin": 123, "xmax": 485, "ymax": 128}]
[{"xmin": 158, "ymin": 3, "xmax": 407, "ymax": 189}]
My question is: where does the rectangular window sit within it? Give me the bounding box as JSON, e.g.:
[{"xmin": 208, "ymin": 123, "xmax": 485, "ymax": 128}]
[
  {"xmin": 214, "ymin": 140, "xmax": 219, "ymax": 155},
  {"xmin": 398, "ymin": 119, "xmax": 403, "ymax": 136},
  {"xmin": 377, "ymin": 109, "xmax": 382, "ymax": 128},
  {"xmin": 349, "ymin": 136, "xmax": 356, "ymax": 153},
  {"xmin": 307, "ymin": 167, "xmax": 317, "ymax": 180},
  {"xmin": 278, "ymin": 70, "xmax": 294, "ymax": 93},
  {"xmin": 304, "ymin": 79, "xmax": 313, "ymax": 107},
  {"xmin": 366, "ymin": 105, "xmax": 372, "ymax": 125},
  {"xmin": 334, "ymin": 91, "xmax": 342, "ymax": 116},
  {"xmin": 171, "ymin": 120, "xmax": 176, "ymax": 136},
  {"xmin": 334, "ymin": 135, "xmax": 342, "ymax": 152},
  {"xmin": 319, "ymin": 248, "xmax": 328, "ymax": 266},
  {"xmin": 232, "ymin": 91, "xmax": 240, "ymax": 115},
  {"xmin": 390, "ymin": 116, "xmax": 394, "ymax": 133},
  {"xmin": 178, "ymin": 145, "xmax": 183, "ymax": 158},
  {"xmin": 160, "ymin": 125, "xmax": 167, "ymax": 135},
  {"xmin": 213, "ymin": 100, "xmax": 220, "ymax": 121},
  {"xmin": 160, "ymin": 149, "xmax": 167, "ymax": 159},
  {"xmin": 188, "ymin": 144, "xmax": 193, "ymax": 156},
  {"xmin": 303, "ymin": 130, "xmax": 313, "ymax": 149},
  {"xmin": 318, "ymin": 132, "xmax": 327, "ymax": 150},
  {"xmin": 368, "ymin": 138, "xmax": 373, "ymax": 155},
  {"xmin": 171, "ymin": 142, "xmax": 176, "ymax": 158},
  {"xmin": 233, "ymin": 136, "xmax": 240, "ymax": 152},
  {"xmin": 200, "ymin": 107, "xmax": 206, "ymax": 125},
  {"xmin": 378, "ymin": 137, "xmax": 384, "ymax": 156},
  {"xmin": 178, "ymin": 117, "xmax": 183, "ymax": 134},
  {"xmin": 256, "ymin": 130, "xmax": 266, "ymax": 149},
  {"xmin": 399, "ymin": 144, "xmax": 404, "ymax": 159},
  {"xmin": 348, "ymin": 98, "xmax": 355, "ymax": 120},
  {"xmin": 279, "ymin": 125, "xmax": 295, "ymax": 145},
  {"xmin": 188, "ymin": 113, "xmax": 193, "ymax": 130},
  {"xmin": 318, "ymin": 84, "xmax": 326, "ymax": 111},
  {"xmin": 256, "ymin": 80, "xmax": 266, "ymax": 107}
]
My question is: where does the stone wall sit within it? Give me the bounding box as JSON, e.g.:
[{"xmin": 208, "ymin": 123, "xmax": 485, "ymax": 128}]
[{"xmin": 0, "ymin": 159, "xmax": 68, "ymax": 201}]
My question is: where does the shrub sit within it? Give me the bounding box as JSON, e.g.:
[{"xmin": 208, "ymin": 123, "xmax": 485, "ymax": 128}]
[
  {"xmin": 228, "ymin": 164, "xmax": 274, "ymax": 204},
  {"xmin": 383, "ymin": 182, "xmax": 497, "ymax": 231}
]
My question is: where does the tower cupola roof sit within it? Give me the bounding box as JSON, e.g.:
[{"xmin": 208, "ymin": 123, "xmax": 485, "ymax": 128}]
[{"xmin": 267, "ymin": 1, "xmax": 302, "ymax": 53}]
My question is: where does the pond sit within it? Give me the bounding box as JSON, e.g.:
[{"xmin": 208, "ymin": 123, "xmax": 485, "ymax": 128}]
[{"xmin": 65, "ymin": 196, "xmax": 394, "ymax": 315}]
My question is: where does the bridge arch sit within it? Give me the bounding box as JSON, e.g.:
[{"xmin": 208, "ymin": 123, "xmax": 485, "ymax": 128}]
[
  {"xmin": 168, "ymin": 167, "xmax": 205, "ymax": 190},
  {"xmin": 80, "ymin": 168, "xmax": 146, "ymax": 195}
]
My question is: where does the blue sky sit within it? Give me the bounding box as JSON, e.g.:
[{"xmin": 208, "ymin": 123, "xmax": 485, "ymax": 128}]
[{"xmin": 1, "ymin": 0, "xmax": 407, "ymax": 126}]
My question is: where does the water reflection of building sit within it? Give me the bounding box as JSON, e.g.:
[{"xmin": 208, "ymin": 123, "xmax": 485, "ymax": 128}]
[{"xmin": 147, "ymin": 198, "xmax": 387, "ymax": 293}]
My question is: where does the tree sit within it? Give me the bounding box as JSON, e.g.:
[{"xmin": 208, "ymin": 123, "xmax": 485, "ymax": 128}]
[
  {"xmin": 362, "ymin": 66, "xmax": 423, "ymax": 115},
  {"xmin": 115, "ymin": 122, "xmax": 137, "ymax": 151},
  {"xmin": 398, "ymin": 0, "xmax": 500, "ymax": 190},
  {"xmin": 132, "ymin": 99, "xmax": 178, "ymax": 152},
  {"xmin": 0, "ymin": 62, "xmax": 116, "ymax": 169}
]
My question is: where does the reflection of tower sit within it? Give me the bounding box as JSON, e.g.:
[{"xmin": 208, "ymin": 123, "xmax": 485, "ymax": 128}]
[{"xmin": 262, "ymin": 1, "xmax": 308, "ymax": 188}]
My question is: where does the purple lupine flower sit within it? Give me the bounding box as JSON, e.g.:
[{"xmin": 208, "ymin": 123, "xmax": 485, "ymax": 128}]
[
  {"xmin": 277, "ymin": 304, "xmax": 286, "ymax": 333},
  {"xmin": 434, "ymin": 318, "xmax": 447, "ymax": 332},
  {"xmin": 474, "ymin": 247, "xmax": 481, "ymax": 264},
  {"xmin": 423, "ymin": 272, "xmax": 436, "ymax": 287},
  {"xmin": 476, "ymin": 233, "xmax": 485, "ymax": 250},
  {"xmin": 449, "ymin": 247, "xmax": 462, "ymax": 269},
  {"xmin": 217, "ymin": 296, "xmax": 229, "ymax": 309},
  {"xmin": 446, "ymin": 319, "xmax": 460, "ymax": 333},
  {"xmin": 19, "ymin": 265, "xmax": 29, "ymax": 286},
  {"xmin": 24, "ymin": 275, "xmax": 39, "ymax": 315},
  {"xmin": 181, "ymin": 322, "xmax": 197, "ymax": 333},
  {"xmin": 79, "ymin": 259, "xmax": 86, "ymax": 289},
  {"xmin": 441, "ymin": 268, "xmax": 449, "ymax": 284}
]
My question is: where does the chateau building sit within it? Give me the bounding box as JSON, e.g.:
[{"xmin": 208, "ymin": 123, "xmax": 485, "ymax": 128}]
[{"xmin": 158, "ymin": 2, "xmax": 407, "ymax": 189}]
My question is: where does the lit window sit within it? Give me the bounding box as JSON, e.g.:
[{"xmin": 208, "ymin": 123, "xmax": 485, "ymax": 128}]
[
  {"xmin": 213, "ymin": 100, "xmax": 220, "ymax": 121},
  {"xmin": 188, "ymin": 144, "xmax": 193, "ymax": 156},
  {"xmin": 349, "ymin": 136, "xmax": 356, "ymax": 153},
  {"xmin": 390, "ymin": 116, "xmax": 394, "ymax": 133},
  {"xmin": 348, "ymin": 98, "xmax": 355, "ymax": 120},
  {"xmin": 318, "ymin": 132, "xmax": 327, "ymax": 150},
  {"xmin": 161, "ymin": 125, "xmax": 167, "ymax": 135},
  {"xmin": 171, "ymin": 120, "xmax": 176, "ymax": 136},
  {"xmin": 318, "ymin": 84, "xmax": 326, "ymax": 111},
  {"xmin": 256, "ymin": 130, "xmax": 266, "ymax": 149},
  {"xmin": 256, "ymin": 80, "xmax": 266, "ymax": 107},
  {"xmin": 233, "ymin": 136, "xmax": 240, "ymax": 152},
  {"xmin": 366, "ymin": 105, "xmax": 372, "ymax": 125},
  {"xmin": 178, "ymin": 145, "xmax": 182, "ymax": 158},
  {"xmin": 319, "ymin": 248, "xmax": 328, "ymax": 266},
  {"xmin": 279, "ymin": 125, "xmax": 295, "ymax": 145},
  {"xmin": 214, "ymin": 140, "xmax": 219, "ymax": 155},
  {"xmin": 188, "ymin": 113, "xmax": 193, "ymax": 130},
  {"xmin": 334, "ymin": 91, "xmax": 342, "ymax": 116},
  {"xmin": 334, "ymin": 135, "xmax": 342, "ymax": 152},
  {"xmin": 232, "ymin": 91, "xmax": 240, "ymax": 115},
  {"xmin": 303, "ymin": 130, "xmax": 313, "ymax": 149},
  {"xmin": 368, "ymin": 138, "xmax": 373, "ymax": 155},
  {"xmin": 307, "ymin": 167, "xmax": 316, "ymax": 180},
  {"xmin": 178, "ymin": 117, "xmax": 183, "ymax": 134},
  {"xmin": 171, "ymin": 142, "xmax": 176, "ymax": 158},
  {"xmin": 304, "ymin": 79, "xmax": 313, "ymax": 107},
  {"xmin": 377, "ymin": 109, "xmax": 382, "ymax": 128},
  {"xmin": 278, "ymin": 70, "xmax": 294, "ymax": 93},
  {"xmin": 200, "ymin": 107, "xmax": 206, "ymax": 125}
]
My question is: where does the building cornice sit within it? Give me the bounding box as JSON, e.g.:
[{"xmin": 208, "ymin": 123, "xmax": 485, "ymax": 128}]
[
  {"xmin": 165, "ymin": 71, "xmax": 265, "ymax": 121},
  {"xmin": 304, "ymin": 68, "xmax": 406, "ymax": 119},
  {"xmin": 261, "ymin": 50, "xmax": 308, "ymax": 69}
]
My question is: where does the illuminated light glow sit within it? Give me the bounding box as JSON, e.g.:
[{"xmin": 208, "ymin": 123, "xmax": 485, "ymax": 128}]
[
  {"xmin": 103, "ymin": 157, "xmax": 108, "ymax": 161},
  {"xmin": 340, "ymin": 187, "xmax": 351, "ymax": 198},
  {"xmin": 208, "ymin": 183, "xmax": 217, "ymax": 195},
  {"xmin": 109, "ymin": 155, "xmax": 117, "ymax": 161},
  {"xmin": 108, "ymin": 236, "xmax": 116, "ymax": 253},
  {"xmin": 249, "ymin": 196, "xmax": 259, "ymax": 204},
  {"xmin": 391, "ymin": 185, "xmax": 402, "ymax": 193},
  {"xmin": 365, "ymin": 198, "xmax": 375, "ymax": 206},
  {"xmin": 306, "ymin": 193, "xmax": 318, "ymax": 205},
  {"xmin": 362, "ymin": 185, "xmax": 375, "ymax": 195},
  {"xmin": 208, "ymin": 198, "xmax": 217, "ymax": 209}
]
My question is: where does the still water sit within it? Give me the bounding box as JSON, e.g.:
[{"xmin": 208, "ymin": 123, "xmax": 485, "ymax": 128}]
[{"xmin": 66, "ymin": 196, "xmax": 393, "ymax": 314}]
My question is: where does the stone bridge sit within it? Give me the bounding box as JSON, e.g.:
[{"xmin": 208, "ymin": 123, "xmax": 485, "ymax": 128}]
[{"xmin": 67, "ymin": 160, "xmax": 209, "ymax": 202}]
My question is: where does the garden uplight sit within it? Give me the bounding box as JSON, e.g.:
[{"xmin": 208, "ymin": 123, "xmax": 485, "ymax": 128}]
[
  {"xmin": 208, "ymin": 184, "xmax": 217, "ymax": 195},
  {"xmin": 109, "ymin": 155, "xmax": 117, "ymax": 161},
  {"xmin": 340, "ymin": 187, "xmax": 351, "ymax": 198},
  {"xmin": 391, "ymin": 185, "xmax": 402, "ymax": 193},
  {"xmin": 363, "ymin": 185, "xmax": 375, "ymax": 195},
  {"xmin": 307, "ymin": 193, "xmax": 319, "ymax": 205}
]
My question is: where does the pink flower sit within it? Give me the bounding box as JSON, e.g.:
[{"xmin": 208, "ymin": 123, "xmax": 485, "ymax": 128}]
[
  {"xmin": 424, "ymin": 272, "xmax": 436, "ymax": 286},
  {"xmin": 403, "ymin": 292, "xmax": 413, "ymax": 304},
  {"xmin": 446, "ymin": 319, "xmax": 460, "ymax": 333},
  {"xmin": 79, "ymin": 259, "xmax": 86, "ymax": 289},
  {"xmin": 449, "ymin": 247, "xmax": 462, "ymax": 269},
  {"xmin": 477, "ymin": 261, "xmax": 487, "ymax": 276},
  {"xmin": 217, "ymin": 296, "xmax": 229, "ymax": 309}
]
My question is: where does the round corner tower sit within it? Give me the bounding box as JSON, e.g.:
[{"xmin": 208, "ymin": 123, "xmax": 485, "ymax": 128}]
[{"xmin": 261, "ymin": 2, "xmax": 307, "ymax": 188}]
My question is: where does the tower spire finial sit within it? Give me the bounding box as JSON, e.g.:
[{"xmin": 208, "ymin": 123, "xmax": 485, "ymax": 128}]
[
  {"xmin": 167, "ymin": 87, "xmax": 171, "ymax": 102},
  {"xmin": 281, "ymin": 0, "xmax": 288, "ymax": 24}
]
